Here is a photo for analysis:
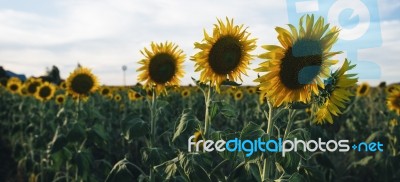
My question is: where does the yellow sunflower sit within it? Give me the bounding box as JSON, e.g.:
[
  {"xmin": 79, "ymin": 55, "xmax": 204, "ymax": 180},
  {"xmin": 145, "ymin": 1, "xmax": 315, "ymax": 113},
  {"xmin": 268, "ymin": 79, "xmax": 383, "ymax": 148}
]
[
  {"xmin": 99, "ymin": 86, "xmax": 112, "ymax": 97},
  {"xmin": 181, "ymin": 89, "xmax": 190, "ymax": 98},
  {"xmin": 127, "ymin": 90, "xmax": 142, "ymax": 101},
  {"xmin": 35, "ymin": 82, "xmax": 56, "ymax": 101},
  {"xmin": 234, "ymin": 90, "xmax": 244, "ymax": 101},
  {"xmin": 315, "ymin": 59, "xmax": 358, "ymax": 124},
  {"xmin": 386, "ymin": 84, "xmax": 400, "ymax": 94},
  {"xmin": 113, "ymin": 94, "xmax": 122, "ymax": 102},
  {"xmin": 389, "ymin": 119, "xmax": 398, "ymax": 127},
  {"xmin": 55, "ymin": 94, "xmax": 66, "ymax": 105},
  {"xmin": 387, "ymin": 89, "xmax": 400, "ymax": 115},
  {"xmin": 25, "ymin": 78, "xmax": 42, "ymax": 95},
  {"xmin": 259, "ymin": 91, "xmax": 268, "ymax": 105},
  {"xmin": 59, "ymin": 81, "xmax": 67, "ymax": 90},
  {"xmin": 6, "ymin": 77, "xmax": 22, "ymax": 94},
  {"xmin": 66, "ymin": 67, "xmax": 99, "ymax": 98},
  {"xmin": 255, "ymin": 15, "xmax": 341, "ymax": 107},
  {"xmin": 192, "ymin": 17, "xmax": 257, "ymax": 92},
  {"xmin": 137, "ymin": 41, "xmax": 185, "ymax": 94},
  {"xmin": 356, "ymin": 82, "xmax": 370, "ymax": 97},
  {"xmin": 247, "ymin": 86, "xmax": 256, "ymax": 95}
]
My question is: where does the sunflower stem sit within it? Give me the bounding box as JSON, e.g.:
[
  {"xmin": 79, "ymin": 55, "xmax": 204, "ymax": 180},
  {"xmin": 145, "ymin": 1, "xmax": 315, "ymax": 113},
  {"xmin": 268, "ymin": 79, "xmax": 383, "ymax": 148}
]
[
  {"xmin": 149, "ymin": 88, "xmax": 157, "ymax": 182},
  {"xmin": 263, "ymin": 101, "xmax": 274, "ymax": 181},
  {"xmin": 283, "ymin": 109, "xmax": 294, "ymax": 139},
  {"xmin": 204, "ymin": 84, "xmax": 212, "ymax": 137}
]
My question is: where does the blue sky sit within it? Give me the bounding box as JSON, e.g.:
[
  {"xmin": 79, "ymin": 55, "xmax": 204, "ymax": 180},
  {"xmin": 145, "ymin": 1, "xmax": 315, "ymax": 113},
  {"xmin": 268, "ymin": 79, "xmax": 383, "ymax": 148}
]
[{"xmin": 0, "ymin": 0, "xmax": 399, "ymax": 86}]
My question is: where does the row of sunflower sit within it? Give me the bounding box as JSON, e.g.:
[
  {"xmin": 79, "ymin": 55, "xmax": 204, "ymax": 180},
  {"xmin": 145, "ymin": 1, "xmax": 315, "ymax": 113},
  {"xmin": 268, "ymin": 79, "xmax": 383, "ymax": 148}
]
[{"xmin": 1, "ymin": 14, "xmax": 400, "ymax": 181}]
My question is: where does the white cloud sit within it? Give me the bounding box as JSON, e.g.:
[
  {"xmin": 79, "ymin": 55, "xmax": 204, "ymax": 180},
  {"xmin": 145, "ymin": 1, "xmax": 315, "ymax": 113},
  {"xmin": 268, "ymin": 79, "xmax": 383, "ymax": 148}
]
[{"xmin": 0, "ymin": 0, "xmax": 398, "ymax": 86}]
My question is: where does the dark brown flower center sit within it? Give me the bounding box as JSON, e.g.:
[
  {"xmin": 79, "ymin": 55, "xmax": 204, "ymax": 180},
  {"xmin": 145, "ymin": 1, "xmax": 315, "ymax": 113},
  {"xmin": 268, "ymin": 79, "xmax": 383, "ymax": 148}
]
[
  {"xmin": 149, "ymin": 53, "xmax": 176, "ymax": 84},
  {"xmin": 39, "ymin": 86, "xmax": 51, "ymax": 98},
  {"xmin": 359, "ymin": 85, "xmax": 368, "ymax": 94},
  {"xmin": 28, "ymin": 82, "xmax": 40, "ymax": 94},
  {"xmin": 10, "ymin": 84, "xmax": 18, "ymax": 91},
  {"xmin": 71, "ymin": 74, "xmax": 94, "ymax": 95},
  {"xmin": 279, "ymin": 39, "xmax": 323, "ymax": 90},
  {"xmin": 208, "ymin": 36, "xmax": 242, "ymax": 75}
]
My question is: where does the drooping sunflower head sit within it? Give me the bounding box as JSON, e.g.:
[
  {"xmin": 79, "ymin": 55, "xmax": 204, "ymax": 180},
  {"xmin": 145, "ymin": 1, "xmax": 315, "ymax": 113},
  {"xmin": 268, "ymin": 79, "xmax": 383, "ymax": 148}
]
[
  {"xmin": 66, "ymin": 67, "xmax": 99, "ymax": 98},
  {"xmin": 314, "ymin": 59, "xmax": 358, "ymax": 124},
  {"xmin": 35, "ymin": 82, "xmax": 56, "ymax": 101},
  {"xmin": 55, "ymin": 94, "xmax": 66, "ymax": 105},
  {"xmin": 255, "ymin": 15, "xmax": 341, "ymax": 107},
  {"xmin": 356, "ymin": 82, "xmax": 370, "ymax": 97},
  {"xmin": 6, "ymin": 77, "xmax": 22, "ymax": 94},
  {"xmin": 387, "ymin": 89, "xmax": 400, "ymax": 115},
  {"xmin": 192, "ymin": 17, "xmax": 257, "ymax": 92},
  {"xmin": 137, "ymin": 41, "xmax": 185, "ymax": 94},
  {"xmin": 181, "ymin": 89, "xmax": 190, "ymax": 98}
]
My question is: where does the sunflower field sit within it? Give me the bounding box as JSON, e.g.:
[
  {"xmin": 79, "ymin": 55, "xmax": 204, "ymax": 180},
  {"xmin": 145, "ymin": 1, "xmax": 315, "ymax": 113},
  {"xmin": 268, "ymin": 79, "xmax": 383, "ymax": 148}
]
[{"xmin": 1, "ymin": 15, "xmax": 400, "ymax": 182}]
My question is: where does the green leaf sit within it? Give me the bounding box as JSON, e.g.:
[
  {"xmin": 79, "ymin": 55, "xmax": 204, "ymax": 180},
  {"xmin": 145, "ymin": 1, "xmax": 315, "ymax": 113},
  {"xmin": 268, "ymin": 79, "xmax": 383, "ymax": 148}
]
[
  {"xmin": 172, "ymin": 110, "xmax": 200, "ymax": 142},
  {"xmin": 106, "ymin": 158, "xmax": 140, "ymax": 182},
  {"xmin": 275, "ymin": 151, "xmax": 301, "ymax": 175},
  {"xmin": 50, "ymin": 135, "xmax": 68, "ymax": 154},
  {"xmin": 124, "ymin": 119, "xmax": 149, "ymax": 141},
  {"xmin": 141, "ymin": 147, "xmax": 167, "ymax": 166},
  {"xmin": 240, "ymin": 122, "xmax": 268, "ymax": 162},
  {"xmin": 220, "ymin": 102, "xmax": 238, "ymax": 118},
  {"xmin": 178, "ymin": 153, "xmax": 211, "ymax": 182},
  {"xmin": 67, "ymin": 122, "xmax": 86, "ymax": 143},
  {"xmin": 221, "ymin": 80, "xmax": 242, "ymax": 86},
  {"xmin": 74, "ymin": 150, "xmax": 92, "ymax": 180}
]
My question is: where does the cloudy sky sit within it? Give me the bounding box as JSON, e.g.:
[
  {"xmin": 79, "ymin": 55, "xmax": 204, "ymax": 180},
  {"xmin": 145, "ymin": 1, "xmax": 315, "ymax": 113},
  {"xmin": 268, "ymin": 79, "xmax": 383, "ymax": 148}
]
[{"xmin": 0, "ymin": 0, "xmax": 399, "ymax": 86}]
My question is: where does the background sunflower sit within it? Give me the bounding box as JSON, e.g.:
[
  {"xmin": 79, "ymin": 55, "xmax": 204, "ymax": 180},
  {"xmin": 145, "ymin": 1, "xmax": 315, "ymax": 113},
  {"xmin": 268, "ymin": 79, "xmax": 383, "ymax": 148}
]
[
  {"xmin": 357, "ymin": 82, "xmax": 370, "ymax": 97},
  {"xmin": 387, "ymin": 89, "xmax": 400, "ymax": 115},
  {"xmin": 192, "ymin": 17, "xmax": 256, "ymax": 91},
  {"xmin": 137, "ymin": 41, "xmax": 185, "ymax": 94},
  {"xmin": 35, "ymin": 82, "xmax": 56, "ymax": 101},
  {"xmin": 66, "ymin": 67, "xmax": 99, "ymax": 98}
]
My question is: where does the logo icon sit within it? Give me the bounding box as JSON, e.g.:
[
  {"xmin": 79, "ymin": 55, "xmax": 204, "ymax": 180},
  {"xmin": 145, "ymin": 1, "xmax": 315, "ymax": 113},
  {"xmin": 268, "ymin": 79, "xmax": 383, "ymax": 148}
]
[{"xmin": 286, "ymin": 0, "xmax": 382, "ymax": 79}]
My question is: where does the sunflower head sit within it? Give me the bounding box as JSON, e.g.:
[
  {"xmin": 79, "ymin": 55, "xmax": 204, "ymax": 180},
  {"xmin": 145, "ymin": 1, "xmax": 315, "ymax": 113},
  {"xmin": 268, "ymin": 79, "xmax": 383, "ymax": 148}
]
[
  {"xmin": 25, "ymin": 78, "xmax": 42, "ymax": 95},
  {"xmin": 181, "ymin": 89, "xmax": 190, "ymax": 98},
  {"xmin": 386, "ymin": 84, "xmax": 400, "ymax": 94},
  {"xmin": 66, "ymin": 67, "xmax": 99, "ymax": 98},
  {"xmin": 314, "ymin": 59, "xmax": 358, "ymax": 124},
  {"xmin": 59, "ymin": 81, "xmax": 67, "ymax": 90},
  {"xmin": 35, "ymin": 82, "xmax": 56, "ymax": 101},
  {"xmin": 128, "ymin": 90, "xmax": 142, "ymax": 101},
  {"xmin": 387, "ymin": 89, "xmax": 400, "ymax": 115},
  {"xmin": 192, "ymin": 17, "xmax": 257, "ymax": 92},
  {"xmin": 137, "ymin": 41, "xmax": 185, "ymax": 94},
  {"xmin": 255, "ymin": 15, "xmax": 341, "ymax": 107},
  {"xmin": 114, "ymin": 94, "xmax": 122, "ymax": 102},
  {"xmin": 6, "ymin": 77, "xmax": 22, "ymax": 94},
  {"xmin": 246, "ymin": 87, "xmax": 256, "ymax": 95},
  {"xmin": 55, "ymin": 94, "xmax": 66, "ymax": 105},
  {"xmin": 356, "ymin": 82, "xmax": 370, "ymax": 97},
  {"xmin": 234, "ymin": 90, "xmax": 244, "ymax": 101},
  {"xmin": 99, "ymin": 86, "xmax": 112, "ymax": 97}
]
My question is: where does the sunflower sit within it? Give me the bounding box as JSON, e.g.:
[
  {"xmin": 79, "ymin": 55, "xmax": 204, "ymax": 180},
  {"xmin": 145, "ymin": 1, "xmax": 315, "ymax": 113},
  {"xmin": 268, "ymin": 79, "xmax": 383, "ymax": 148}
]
[
  {"xmin": 356, "ymin": 82, "xmax": 370, "ymax": 97},
  {"xmin": 386, "ymin": 84, "xmax": 400, "ymax": 94},
  {"xmin": 181, "ymin": 89, "xmax": 190, "ymax": 98},
  {"xmin": 66, "ymin": 67, "xmax": 99, "ymax": 98},
  {"xmin": 25, "ymin": 78, "xmax": 42, "ymax": 95},
  {"xmin": 314, "ymin": 59, "xmax": 358, "ymax": 124},
  {"xmin": 137, "ymin": 41, "xmax": 185, "ymax": 94},
  {"xmin": 234, "ymin": 90, "xmax": 244, "ymax": 101},
  {"xmin": 255, "ymin": 15, "xmax": 341, "ymax": 107},
  {"xmin": 55, "ymin": 94, "xmax": 66, "ymax": 105},
  {"xmin": 259, "ymin": 91, "xmax": 268, "ymax": 105},
  {"xmin": 59, "ymin": 81, "xmax": 67, "ymax": 90},
  {"xmin": 114, "ymin": 94, "xmax": 122, "ymax": 102},
  {"xmin": 35, "ymin": 82, "xmax": 56, "ymax": 101},
  {"xmin": 99, "ymin": 86, "xmax": 112, "ymax": 97},
  {"xmin": 192, "ymin": 17, "xmax": 257, "ymax": 92},
  {"xmin": 191, "ymin": 131, "xmax": 203, "ymax": 151},
  {"xmin": 247, "ymin": 87, "xmax": 256, "ymax": 94},
  {"xmin": 387, "ymin": 89, "xmax": 400, "ymax": 115},
  {"xmin": 6, "ymin": 77, "xmax": 22, "ymax": 94},
  {"xmin": 127, "ymin": 90, "xmax": 141, "ymax": 101}
]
